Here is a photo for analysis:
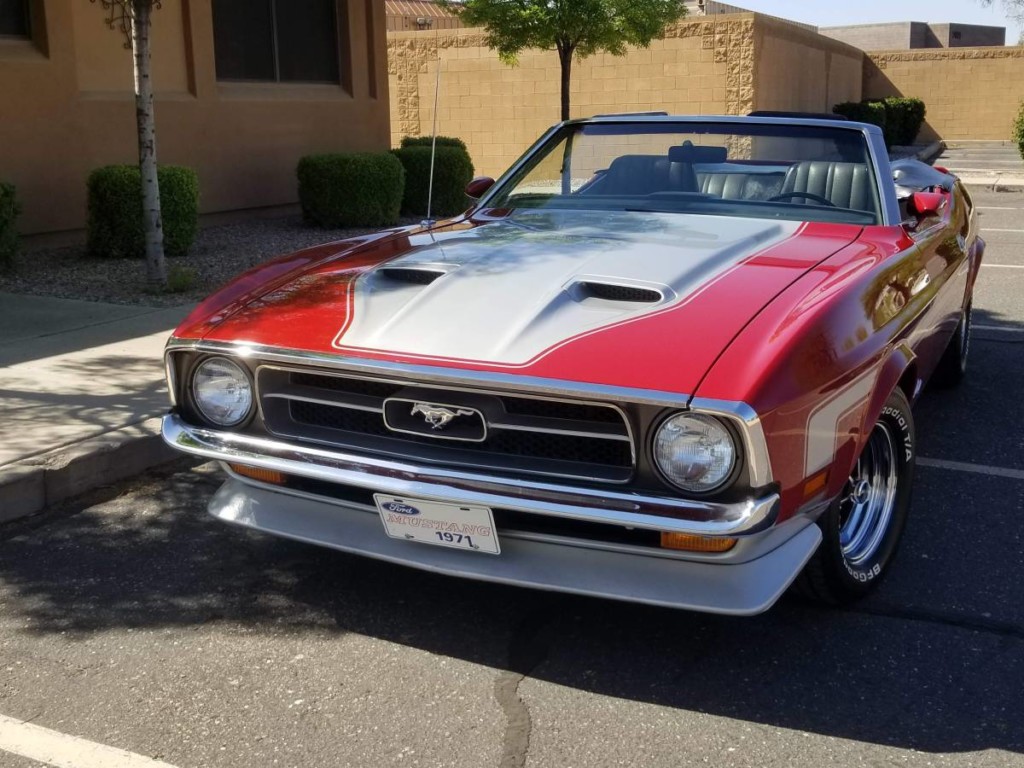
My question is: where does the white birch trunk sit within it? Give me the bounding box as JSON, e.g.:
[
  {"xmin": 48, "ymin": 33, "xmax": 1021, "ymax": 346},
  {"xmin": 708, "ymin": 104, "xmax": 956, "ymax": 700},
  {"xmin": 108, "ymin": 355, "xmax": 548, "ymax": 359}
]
[{"xmin": 131, "ymin": 0, "xmax": 166, "ymax": 290}]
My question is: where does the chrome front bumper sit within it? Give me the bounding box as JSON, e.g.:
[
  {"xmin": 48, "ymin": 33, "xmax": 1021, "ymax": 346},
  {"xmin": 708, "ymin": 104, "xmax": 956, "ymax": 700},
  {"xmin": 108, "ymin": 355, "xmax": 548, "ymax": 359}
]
[
  {"xmin": 162, "ymin": 414, "xmax": 780, "ymax": 537},
  {"xmin": 208, "ymin": 478, "xmax": 821, "ymax": 615}
]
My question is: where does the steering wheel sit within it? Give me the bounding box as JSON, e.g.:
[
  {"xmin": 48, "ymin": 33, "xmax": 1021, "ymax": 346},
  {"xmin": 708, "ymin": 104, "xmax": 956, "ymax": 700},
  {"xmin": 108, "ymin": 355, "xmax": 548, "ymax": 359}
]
[{"xmin": 768, "ymin": 191, "xmax": 836, "ymax": 207}]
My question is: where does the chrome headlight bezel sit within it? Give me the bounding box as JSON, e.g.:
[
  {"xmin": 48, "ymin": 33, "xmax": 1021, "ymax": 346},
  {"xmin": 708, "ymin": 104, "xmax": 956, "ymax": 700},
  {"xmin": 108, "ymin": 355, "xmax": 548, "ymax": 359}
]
[
  {"xmin": 189, "ymin": 355, "xmax": 255, "ymax": 428},
  {"xmin": 651, "ymin": 411, "xmax": 740, "ymax": 495}
]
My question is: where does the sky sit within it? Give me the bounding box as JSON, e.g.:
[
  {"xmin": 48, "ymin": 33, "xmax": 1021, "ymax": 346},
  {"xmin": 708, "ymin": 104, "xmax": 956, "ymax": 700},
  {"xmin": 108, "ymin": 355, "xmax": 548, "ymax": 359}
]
[{"xmin": 731, "ymin": 0, "xmax": 1022, "ymax": 43}]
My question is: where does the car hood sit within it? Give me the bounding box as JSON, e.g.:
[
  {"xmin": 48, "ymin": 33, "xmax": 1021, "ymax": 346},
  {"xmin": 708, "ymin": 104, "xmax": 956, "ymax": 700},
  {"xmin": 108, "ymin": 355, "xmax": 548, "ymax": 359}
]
[{"xmin": 197, "ymin": 210, "xmax": 861, "ymax": 395}]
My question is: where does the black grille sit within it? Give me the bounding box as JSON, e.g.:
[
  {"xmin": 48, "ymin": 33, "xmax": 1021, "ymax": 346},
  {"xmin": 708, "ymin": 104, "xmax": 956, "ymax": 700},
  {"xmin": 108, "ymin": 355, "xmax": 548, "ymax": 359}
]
[
  {"xmin": 258, "ymin": 367, "xmax": 635, "ymax": 483},
  {"xmin": 579, "ymin": 282, "xmax": 662, "ymax": 303},
  {"xmin": 290, "ymin": 400, "xmax": 631, "ymax": 466}
]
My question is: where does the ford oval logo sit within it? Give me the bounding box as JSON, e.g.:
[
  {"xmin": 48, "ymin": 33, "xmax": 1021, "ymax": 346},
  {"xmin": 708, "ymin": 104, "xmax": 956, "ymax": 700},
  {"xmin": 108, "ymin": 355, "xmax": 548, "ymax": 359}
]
[{"xmin": 384, "ymin": 501, "xmax": 420, "ymax": 516}]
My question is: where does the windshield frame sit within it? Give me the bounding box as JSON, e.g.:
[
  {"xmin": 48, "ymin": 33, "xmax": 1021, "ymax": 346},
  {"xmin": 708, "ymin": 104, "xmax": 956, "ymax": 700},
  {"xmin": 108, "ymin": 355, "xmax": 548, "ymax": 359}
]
[{"xmin": 473, "ymin": 115, "xmax": 900, "ymax": 227}]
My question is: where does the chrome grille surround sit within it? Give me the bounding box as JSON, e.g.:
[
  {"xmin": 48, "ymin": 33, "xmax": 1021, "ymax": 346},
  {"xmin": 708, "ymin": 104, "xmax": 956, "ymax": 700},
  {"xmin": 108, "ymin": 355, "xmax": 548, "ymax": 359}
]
[{"xmin": 255, "ymin": 365, "xmax": 636, "ymax": 485}]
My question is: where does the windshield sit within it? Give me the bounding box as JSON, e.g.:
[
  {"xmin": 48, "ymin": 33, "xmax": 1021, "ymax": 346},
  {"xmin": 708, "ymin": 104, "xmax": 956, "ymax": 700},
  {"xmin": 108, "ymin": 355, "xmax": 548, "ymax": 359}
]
[{"xmin": 485, "ymin": 121, "xmax": 883, "ymax": 225}]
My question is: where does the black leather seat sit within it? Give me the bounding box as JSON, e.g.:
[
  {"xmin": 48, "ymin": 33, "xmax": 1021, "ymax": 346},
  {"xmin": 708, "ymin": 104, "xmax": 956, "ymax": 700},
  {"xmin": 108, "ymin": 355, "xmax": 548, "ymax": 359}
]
[
  {"xmin": 781, "ymin": 161, "xmax": 874, "ymax": 211},
  {"xmin": 698, "ymin": 172, "xmax": 785, "ymax": 201},
  {"xmin": 599, "ymin": 155, "xmax": 699, "ymax": 195}
]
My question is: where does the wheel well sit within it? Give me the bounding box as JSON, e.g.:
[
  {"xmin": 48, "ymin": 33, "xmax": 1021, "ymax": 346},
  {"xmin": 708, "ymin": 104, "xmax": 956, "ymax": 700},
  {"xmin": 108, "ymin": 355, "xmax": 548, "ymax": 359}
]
[{"xmin": 897, "ymin": 363, "xmax": 918, "ymax": 403}]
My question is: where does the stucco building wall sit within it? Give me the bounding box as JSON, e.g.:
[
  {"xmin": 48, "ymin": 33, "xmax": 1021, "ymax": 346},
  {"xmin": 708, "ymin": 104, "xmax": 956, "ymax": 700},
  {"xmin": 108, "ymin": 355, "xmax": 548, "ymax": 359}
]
[
  {"xmin": 388, "ymin": 13, "xmax": 863, "ymax": 180},
  {"xmin": 0, "ymin": 0, "xmax": 391, "ymax": 235},
  {"xmin": 752, "ymin": 16, "xmax": 863, "ymax": 114},
  {"xmin": 864, "ymin": 47, "xmax": 1024, "ymax": 141}
]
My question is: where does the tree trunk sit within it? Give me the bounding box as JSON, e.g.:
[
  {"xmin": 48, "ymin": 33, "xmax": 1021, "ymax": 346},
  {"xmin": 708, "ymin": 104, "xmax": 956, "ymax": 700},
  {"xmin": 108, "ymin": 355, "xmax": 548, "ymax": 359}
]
[
  {"xmin": 131, "ymin": 0, "xmax": 166, "ymax": 291},
  {"xmin": 558, "ymin": 45, "xmax": 572, "ymax": 122}
]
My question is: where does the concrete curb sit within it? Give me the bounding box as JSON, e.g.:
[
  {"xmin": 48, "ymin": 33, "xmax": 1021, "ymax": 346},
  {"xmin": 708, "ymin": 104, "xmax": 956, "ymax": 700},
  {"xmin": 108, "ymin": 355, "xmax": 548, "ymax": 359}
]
[{"xmin": 0, "ymin": 417, "xmax": 175, "ymax": 524}]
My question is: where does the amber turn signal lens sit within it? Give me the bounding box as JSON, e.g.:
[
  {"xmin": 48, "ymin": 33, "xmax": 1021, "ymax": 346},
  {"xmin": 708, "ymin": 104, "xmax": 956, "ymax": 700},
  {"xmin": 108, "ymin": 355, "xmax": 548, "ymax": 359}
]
[
  {"xmin": 229, "ymin": 464, "xmax": 286, "ymax": 485},
  {"xmin": 803, "ymin": 469, "xmax": 829, "ymax": 498},
  {"xmin": 660, "ymin": 532, "xmax": 737, "ymax": 553}
]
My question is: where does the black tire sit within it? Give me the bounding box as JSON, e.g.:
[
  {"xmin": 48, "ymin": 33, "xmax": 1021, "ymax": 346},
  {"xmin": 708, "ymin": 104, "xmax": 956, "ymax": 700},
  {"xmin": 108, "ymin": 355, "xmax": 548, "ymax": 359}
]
[
  {"xmin": 932, "ymin": 302, "xmax": 972, "ymax": 388},
  {"xmin": 794, "ymin": 388, "xmax": 915, "ymax": 605}
]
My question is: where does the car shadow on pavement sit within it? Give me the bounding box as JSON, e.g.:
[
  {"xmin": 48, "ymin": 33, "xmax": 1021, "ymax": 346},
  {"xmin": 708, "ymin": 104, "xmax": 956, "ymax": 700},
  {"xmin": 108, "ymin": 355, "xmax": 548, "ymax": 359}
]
[{"xmin": 0, "ymin": 310, "xmax": 1022, "ymax": 757}]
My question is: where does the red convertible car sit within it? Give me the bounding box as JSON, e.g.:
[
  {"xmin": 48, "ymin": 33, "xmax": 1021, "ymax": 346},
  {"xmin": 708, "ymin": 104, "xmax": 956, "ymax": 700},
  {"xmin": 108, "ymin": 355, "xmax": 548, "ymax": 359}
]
[{"xmin": 163, "ymin": 115, "xmax": 982, "ymax": 615}]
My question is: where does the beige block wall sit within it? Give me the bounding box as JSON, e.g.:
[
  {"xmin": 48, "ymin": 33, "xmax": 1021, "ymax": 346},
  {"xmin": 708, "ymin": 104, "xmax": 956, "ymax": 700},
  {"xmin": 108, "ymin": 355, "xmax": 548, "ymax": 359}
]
[
  {"xmin": 388, "ymin": 15, "xmax": 755, "ymax": 179},
  {"xmin": 388, "ymin": 13, "xmax": 868, "ymax": 180},
  {"xmin": 753, "ymin": 17, "xmax": 863, "ymax": 113},
  {"xmin": 865, "ymin": 47, "xmax": 1024, "ymax": 141}
]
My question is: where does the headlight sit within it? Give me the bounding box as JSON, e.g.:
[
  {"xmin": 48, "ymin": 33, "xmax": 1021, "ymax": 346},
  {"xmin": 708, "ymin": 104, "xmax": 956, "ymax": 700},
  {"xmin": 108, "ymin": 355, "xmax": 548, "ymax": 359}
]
[
  {"xmin": 653, "ymin": 413, "xmax": 737, "ymax": 493},
  {"xmin": 191, "ymin": 357, "xmax": 253, "ymax": 427}
]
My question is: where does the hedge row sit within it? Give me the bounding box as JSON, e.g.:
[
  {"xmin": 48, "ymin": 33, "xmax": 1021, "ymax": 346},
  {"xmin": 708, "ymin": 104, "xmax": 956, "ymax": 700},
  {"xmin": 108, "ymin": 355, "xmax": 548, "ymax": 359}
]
[
  {"xmin": 0, "ymin": 182, "xmax": 19, "ymax": 271},
  {"xmin": 87, "ymin": 165, "xmax": 199, "ymax": 259},
  {"xmin": 832, "ymin": 98, "xmax": 926, "ymax": 147},
  {"xmin": 298, "ymin": 136, "xmax": 475, "ymax": 227}
]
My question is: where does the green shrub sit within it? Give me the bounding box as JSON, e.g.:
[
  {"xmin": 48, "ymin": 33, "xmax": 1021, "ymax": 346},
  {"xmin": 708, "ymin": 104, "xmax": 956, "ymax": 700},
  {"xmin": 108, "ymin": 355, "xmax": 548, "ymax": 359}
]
[
  {"xmin": 882, "ymin": 97, "xmax": 927, "ymax": 146},
  {"xmin": 86, "ymin": 165, "xmax": 199, "ymax": 258},
  {"xmin": 833, "ymin": 101, "xmax": 888, "ymax": 144},
  {"xmin": 1015, "ymin": 102, "xmax": 1024, "ymax": 160},
  {"xmin": 0, "ymin": 182, "xmax": 19, "ymax": 271},
  {"xmin": 399, "ymin": 135, "xmax": 469, "ymax": 152},
  {"xmin": 297, "ymin": 152, "xmax": 405, "ymax": 228},
  {"xmin": 392, "ymin": 145, "xmax": 475, "ymax": 218}
]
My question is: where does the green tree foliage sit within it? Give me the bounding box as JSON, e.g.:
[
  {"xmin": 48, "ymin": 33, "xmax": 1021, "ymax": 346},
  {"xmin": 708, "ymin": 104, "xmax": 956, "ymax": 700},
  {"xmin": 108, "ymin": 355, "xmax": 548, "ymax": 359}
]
[{"xmin": 438, "ymin": 0, "xmax": 686, "ymax": 121}]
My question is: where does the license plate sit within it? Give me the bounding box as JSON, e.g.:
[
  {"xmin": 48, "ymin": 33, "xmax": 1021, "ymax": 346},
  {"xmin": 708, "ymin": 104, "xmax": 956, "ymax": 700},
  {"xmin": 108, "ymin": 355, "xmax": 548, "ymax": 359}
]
[{"xmin": 374, "ymin": 494, "xmax": 501, "ymax": 555}]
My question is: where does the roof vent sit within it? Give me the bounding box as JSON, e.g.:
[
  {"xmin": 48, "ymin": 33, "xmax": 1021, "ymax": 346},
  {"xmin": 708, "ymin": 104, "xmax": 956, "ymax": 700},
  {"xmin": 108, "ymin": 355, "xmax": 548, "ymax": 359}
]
[
  {"xmin": 577, "ymin": 282, "xmax": 663, "ymax": 303},
  {"xmin": 377, "ymin": 267, "xmax": 446, "ymax": 286}
]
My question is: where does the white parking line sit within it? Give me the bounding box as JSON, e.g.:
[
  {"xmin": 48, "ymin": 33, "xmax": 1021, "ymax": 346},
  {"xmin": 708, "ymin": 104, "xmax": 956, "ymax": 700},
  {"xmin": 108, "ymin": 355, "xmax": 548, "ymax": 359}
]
[
  {"xmin": 979, "ymin": 206, "xmax": 1023, "ymax": 210},
  {"xmin": 980, "ymin": 228, "xmax": 1024, "ymax": 233},
  {"xmin": 0, "ymin": 714, "xmax": 177, "ymax": 768},
  {"xmin": 918, "ymin": 457, "xmax": 1024, "ymax": 481},
  {"xmin": 981, "ymin": 264, "xmax": 1024, "ymax": 269},
  {"xmin": 975, "ymin": 324, "xmax": 1024, "ymax": 333}
]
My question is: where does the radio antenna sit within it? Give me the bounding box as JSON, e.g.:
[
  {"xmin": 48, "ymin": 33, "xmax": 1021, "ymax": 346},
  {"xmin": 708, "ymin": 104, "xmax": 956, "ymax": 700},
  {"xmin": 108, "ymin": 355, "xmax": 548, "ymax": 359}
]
[{"xmin": 422, "ymin": 51, "xmax": 442, "ymax": 231}]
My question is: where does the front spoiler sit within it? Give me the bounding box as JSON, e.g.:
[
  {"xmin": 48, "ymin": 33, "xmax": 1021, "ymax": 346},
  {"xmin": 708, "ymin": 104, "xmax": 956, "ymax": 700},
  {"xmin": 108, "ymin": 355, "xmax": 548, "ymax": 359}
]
[
  {"xmin": 162, "ymin": 414, "xmax": 779, "ymax": 538},
  {"xmin": 210, "ymin": 478, "xmax": 822, "ymax": 615}
]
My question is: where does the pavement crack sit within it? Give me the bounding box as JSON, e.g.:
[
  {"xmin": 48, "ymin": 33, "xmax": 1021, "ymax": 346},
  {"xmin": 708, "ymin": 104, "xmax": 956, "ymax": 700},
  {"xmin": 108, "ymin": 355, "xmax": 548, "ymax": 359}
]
[
  {"xmin": 495, "ymin": 608, "xmax": 554, "ymax": 768},
  {"xmin": 853, "ymin": 604, "xmax": 1024, "ymax": 640}
]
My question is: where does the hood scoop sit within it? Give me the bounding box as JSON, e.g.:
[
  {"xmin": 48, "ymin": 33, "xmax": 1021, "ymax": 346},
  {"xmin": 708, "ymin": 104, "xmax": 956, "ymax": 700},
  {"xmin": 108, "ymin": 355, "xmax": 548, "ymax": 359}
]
[
  {"xmin": 572, "ymin": 281, "xmax": 665, "ymax": 304},
  {"xmin": 377, "ymin": 267, "xmax": 447, "ymax": 286}
]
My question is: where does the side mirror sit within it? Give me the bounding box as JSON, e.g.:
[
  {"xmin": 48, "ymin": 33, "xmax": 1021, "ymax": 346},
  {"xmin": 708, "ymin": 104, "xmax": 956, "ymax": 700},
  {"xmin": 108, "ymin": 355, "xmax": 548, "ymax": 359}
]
[
  {"xmin": 465, "ymin": 176, "xmax": 496, "ymax": 200},
  {"xmin": 909, "ymin": 191, "xmax": 945, "ymax": 219}
]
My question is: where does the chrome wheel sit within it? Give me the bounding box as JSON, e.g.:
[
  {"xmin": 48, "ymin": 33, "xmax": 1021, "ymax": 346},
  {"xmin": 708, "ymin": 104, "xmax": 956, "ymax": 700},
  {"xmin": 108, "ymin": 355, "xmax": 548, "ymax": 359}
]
[{"xmin": 838, "ymin": 422, "xmax": 899, "ymax": 566}]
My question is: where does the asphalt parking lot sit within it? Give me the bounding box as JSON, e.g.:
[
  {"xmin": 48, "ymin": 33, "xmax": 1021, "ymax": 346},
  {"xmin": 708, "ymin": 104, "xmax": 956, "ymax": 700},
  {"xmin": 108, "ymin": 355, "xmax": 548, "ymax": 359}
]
[{"xmin": 2, "ymin": 184, "xmax": 1024, "ymax": 767}]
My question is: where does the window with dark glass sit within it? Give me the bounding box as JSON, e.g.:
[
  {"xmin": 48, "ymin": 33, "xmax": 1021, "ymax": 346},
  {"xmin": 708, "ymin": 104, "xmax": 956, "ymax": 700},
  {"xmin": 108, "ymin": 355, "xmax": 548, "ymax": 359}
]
[
  {"xmin": 0, "ymin": 0, "xmax": 30, "ymax": 38},
  {"xmin": 212, "ymin": 0, "xmax": 341, "ymax": 83}
]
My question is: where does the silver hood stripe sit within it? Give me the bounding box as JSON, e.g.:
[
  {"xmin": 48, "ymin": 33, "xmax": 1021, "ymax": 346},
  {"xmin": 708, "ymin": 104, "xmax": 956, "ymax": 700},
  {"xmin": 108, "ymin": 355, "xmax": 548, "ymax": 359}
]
[{"xmin": 332, "ymin": 211, "xmax": 803, "ymax": 366}]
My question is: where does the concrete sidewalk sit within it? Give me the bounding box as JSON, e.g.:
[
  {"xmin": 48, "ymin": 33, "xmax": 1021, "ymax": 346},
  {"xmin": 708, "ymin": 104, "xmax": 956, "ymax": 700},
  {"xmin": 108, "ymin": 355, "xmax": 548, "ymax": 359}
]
[
  {"xmin": 940, "ymin": 141, "xmax": 1024, "ymax": 187},
  {"xmin": 0, "ymin": 293, "xmax": 194, "ymax": 521}
]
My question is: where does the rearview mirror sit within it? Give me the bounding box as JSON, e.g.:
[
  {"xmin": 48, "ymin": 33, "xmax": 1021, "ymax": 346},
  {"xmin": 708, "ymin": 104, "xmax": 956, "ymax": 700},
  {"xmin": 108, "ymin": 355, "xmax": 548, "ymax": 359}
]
[{"xmin": 466, "ymin": 176, "xmax": 496, "ymax": 200}]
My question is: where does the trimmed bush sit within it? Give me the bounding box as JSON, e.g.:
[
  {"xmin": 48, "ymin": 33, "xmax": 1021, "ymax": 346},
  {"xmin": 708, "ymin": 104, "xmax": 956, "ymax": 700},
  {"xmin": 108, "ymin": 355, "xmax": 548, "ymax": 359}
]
[
  {"xmin": 392, "ymin": 144, "xmax": 475, "ymax": 218},
  {"xmin": 297, "ymin": 152, "xmax": 404, "ymax": 228},
  {"xmin": 0, "ymin": 182, "xmax": 19, "ymax": 271},
  {"xmin": 87, "ymin": 165, "xmax": 199, "ymax": 258},
  {"xmin": 882, "ymin": 97, "xmax": 927, "ymax": 146},
  {"xmin": 833, "ymin": 101, "xmax": 888, "ymax": 143},
  {"xmin": 400, "ymin": 135, "xmax": 469, "ymax": 152},
  {"xmin": 1014, "ymin": 102, "xmax": 1024, "ymax": 160}
]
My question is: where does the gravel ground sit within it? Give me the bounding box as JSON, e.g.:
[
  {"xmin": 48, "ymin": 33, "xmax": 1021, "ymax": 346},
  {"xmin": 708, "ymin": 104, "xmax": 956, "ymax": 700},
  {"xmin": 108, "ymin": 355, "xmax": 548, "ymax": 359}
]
[{"xmin": 0, "ymin": 214, "xmax": 417, "ymax": 308}]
